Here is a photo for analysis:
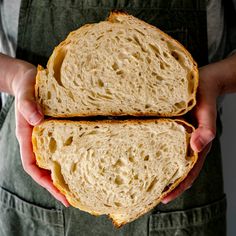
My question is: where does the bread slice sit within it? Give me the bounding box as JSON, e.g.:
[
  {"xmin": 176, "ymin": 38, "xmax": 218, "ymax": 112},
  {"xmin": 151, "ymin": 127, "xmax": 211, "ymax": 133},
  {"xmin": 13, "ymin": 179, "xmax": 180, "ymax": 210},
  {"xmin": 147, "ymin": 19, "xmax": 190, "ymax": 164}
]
[
  {"xmin": 35, "ymin": 12, "xmax": 198, "ymax": 117},
  {"xmin": 32, "ymin": 119, "xmax": 197, "ymax": 227}
]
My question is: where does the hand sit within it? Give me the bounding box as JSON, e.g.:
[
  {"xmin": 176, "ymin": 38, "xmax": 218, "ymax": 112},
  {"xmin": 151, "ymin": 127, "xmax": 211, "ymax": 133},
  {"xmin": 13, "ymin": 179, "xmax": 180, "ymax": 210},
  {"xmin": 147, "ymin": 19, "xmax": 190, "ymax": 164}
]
[
  {"xmin": 162, "ymin": 63, "xmax": 222, "ymax": 204},
  {"xmin": 12, "ymin": 62, "xmax": 69, "ymax": 207},
  {"xmin": 161, "ymin": 143, "xmax": 211, "ymax": 204}
]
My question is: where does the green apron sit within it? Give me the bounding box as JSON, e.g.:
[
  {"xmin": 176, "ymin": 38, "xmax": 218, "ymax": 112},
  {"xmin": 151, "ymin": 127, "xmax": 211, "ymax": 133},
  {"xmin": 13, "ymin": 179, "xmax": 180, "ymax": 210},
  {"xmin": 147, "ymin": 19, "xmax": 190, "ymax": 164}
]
[{"xmin": 0, "ymin": 0, "xmax": 226, "ymax": 235}]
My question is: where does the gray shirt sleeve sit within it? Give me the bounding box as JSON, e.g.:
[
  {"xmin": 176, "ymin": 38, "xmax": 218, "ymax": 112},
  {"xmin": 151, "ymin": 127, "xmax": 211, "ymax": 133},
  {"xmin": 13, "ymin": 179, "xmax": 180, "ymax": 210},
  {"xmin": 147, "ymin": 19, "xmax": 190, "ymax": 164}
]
[
  {"xmin": 0, "ymin": 0, "xmax": 20, "ymax": 57},
  {"xmin": 0, "ymin": 0, "xmax": 21, "ymax": 107}
]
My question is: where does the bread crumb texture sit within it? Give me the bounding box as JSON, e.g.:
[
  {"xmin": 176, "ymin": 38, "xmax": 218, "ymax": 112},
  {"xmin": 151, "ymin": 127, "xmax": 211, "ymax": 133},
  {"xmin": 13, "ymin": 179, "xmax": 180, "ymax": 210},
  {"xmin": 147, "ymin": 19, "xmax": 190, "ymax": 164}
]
[
  {"xmin": 36, "ymin": 12, "xmax": 198, "ymax": 117},
  {"xmin": 32, "ymin": 119, "xmax": 197, "ymax": 226}
]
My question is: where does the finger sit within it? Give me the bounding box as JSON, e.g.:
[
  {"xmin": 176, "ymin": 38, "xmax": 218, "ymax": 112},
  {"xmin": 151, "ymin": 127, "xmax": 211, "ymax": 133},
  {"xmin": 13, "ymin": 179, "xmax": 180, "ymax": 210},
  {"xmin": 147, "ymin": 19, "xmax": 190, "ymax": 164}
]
[
  {"xmin": 16, "ymin": 108, "xmax": 69, "ymax": 207},
  {"xmin": 191, "ymin": 126, "xmax": 215, "ymax": 153},
  {"xmin": 24, "ymin": 165, "xmax": 70, "ymax": 207},
  {"xmin": 15, "ymin": 69, "xmax": 44, "ymax": 126},
  {"xmin": 161, "ymin": 143, "xmax": 211, "ymax": 204},
  {"xmin": 17, "ymin": 97, "xmax": 44, "ymax": 126},
  {"xmin": 190, "ymin": 98, "xmax": 216, "ymax": 153}
]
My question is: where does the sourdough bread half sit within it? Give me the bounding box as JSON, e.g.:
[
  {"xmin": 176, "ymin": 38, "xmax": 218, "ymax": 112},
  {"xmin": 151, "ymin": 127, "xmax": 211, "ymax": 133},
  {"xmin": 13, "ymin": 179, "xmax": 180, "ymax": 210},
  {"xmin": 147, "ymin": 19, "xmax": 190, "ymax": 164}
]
[
  {"xmin": 32, "ymin": 119, "xmax": 197, "ymax": 227},
  {"xmin": 35, "ymin": 12, "xmax": 198, "ymax": 117}
]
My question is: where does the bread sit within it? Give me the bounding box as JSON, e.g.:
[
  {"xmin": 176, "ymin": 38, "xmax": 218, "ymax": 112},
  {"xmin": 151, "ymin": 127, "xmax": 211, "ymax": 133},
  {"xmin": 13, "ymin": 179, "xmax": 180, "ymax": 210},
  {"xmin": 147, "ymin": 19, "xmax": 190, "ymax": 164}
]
[
  {"xmin": 32, "ymin": 119, "xmax": 197, "ymax": 227},
  {"xmin": 35, "ymin": 11, "xmax": 198, "ymax": 117},
  {"xmin": 33, "ymin": 12, "xmax": 198, "ymax": 227}
]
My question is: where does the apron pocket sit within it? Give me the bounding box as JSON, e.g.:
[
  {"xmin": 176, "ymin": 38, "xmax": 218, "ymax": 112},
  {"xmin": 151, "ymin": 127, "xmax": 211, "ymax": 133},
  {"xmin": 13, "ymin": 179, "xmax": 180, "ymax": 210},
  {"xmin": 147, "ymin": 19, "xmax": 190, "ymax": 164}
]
[
  {"xmin": 0, "ymin": 187, "xmax": 64, "ymax": 236},
  {"xmin": 148, "ymin": 196, "xmax": 226, "ymax": 236}
]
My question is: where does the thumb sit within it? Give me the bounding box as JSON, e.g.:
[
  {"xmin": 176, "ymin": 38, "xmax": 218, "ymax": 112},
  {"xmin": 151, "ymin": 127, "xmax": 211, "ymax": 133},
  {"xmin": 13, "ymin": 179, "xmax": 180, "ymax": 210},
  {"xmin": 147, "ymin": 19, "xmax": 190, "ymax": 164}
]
[
  {"xmin": 18, "ymin": 98, "xmax": 44, "ymax": 126},
  {"xmin": 17, "ymin": 96, "xmax": 44, "ymax": 126},
  {"xmin": 14, "ymin": 67, "xmax": 44, "ymax": 126},
  {"xmin": 190, "ymin": 101, "xmax": 216, "ymax": 153},
  {"xmin": 17, "ymin": 82, "xmax": 44, "ymax": 126}
]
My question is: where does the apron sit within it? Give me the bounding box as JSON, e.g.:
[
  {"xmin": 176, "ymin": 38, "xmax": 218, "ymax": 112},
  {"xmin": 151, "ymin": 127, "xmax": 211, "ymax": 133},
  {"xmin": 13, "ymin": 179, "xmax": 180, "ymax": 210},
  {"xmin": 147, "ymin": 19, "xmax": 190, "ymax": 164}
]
[{"xmin": 0, "ymin": 0, "xmax": 226, "ymax": 235}]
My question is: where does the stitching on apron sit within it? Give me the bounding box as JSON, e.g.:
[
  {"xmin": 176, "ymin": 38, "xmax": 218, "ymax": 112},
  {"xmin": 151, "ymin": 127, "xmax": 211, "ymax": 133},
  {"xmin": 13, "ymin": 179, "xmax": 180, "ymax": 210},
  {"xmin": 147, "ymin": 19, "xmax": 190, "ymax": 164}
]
[
  {"xmin": 0, "ymin": 186, "xmax": 64, "ymax": 227},
  {"xmin": 149, "ymin": 195, "xmax": 226, "ymax": 230}
]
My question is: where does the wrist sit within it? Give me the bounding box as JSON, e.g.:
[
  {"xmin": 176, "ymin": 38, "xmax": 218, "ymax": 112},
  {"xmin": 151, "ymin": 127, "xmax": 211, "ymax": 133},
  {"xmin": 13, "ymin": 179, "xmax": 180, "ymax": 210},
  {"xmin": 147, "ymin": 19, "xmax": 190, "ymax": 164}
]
[{"xmin": 199, "ymin": 64, "xmax": 222, "ymax": 99}]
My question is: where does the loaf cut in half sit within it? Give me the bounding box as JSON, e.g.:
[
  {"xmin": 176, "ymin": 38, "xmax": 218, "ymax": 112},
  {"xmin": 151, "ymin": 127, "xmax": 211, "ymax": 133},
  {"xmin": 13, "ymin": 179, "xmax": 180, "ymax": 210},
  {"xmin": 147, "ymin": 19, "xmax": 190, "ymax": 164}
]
[
  {"xmin": 32, "ymin": 119, "xmax": 197, "ymax": 227},
  {"xmin": 35, "ymin": 12, "xmax": 198, "ymax": 117}
]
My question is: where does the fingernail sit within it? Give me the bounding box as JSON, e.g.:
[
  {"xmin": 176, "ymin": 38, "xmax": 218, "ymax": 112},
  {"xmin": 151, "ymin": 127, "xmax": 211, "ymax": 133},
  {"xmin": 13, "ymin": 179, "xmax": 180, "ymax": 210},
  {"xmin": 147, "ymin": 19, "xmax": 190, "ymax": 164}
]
[
  {"xmin": 29, "ymin": 111, "xmax": 43, "ymax": 125},
  {"xmin": 195, "ymin": 136, "xmax": 206, "ymax": 152},
  {"xmin": 186, "ymin": 185, "xmax": 192, "ymax": 190},
  {"xmin": 36, "ymin": 103, "xmax": 44, "ymax": 117},
  {"xmin": 161, "ymin": 199, "xmax": 169, "ymax": 204},
  {"xmin": 63, "ymin": 202, "xmax": 70, "ymax": 207}
]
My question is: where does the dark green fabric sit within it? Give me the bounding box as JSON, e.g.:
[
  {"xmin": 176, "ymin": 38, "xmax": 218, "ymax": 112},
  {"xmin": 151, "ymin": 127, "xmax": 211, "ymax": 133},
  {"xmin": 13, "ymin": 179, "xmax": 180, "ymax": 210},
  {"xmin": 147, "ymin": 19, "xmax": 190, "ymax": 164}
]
[
  {"xmin": 149, "ymin": 197, "xmax": 226, "ymax": 236},
  {"xmin": 16, "ymin": 0, "xmax": 208, "ymax": 67},
  {"xmin": 0, "ymin": 0, "xmax": 226, "ymax": 235}
]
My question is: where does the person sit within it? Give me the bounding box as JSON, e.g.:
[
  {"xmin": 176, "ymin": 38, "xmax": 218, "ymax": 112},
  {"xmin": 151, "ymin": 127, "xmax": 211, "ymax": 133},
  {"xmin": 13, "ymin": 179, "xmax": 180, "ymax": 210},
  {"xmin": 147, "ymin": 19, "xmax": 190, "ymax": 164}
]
[{"xmin": 0, "ymin": 0, "xmax": 235, "ymax": 235}]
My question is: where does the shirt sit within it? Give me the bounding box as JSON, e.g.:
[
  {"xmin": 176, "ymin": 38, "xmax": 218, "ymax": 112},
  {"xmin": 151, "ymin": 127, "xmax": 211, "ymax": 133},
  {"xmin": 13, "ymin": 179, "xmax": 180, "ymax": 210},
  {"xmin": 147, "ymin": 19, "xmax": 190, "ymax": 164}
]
[{"xmin": 0, "ymin": 0, "xmax": 20, "ymax": 106}]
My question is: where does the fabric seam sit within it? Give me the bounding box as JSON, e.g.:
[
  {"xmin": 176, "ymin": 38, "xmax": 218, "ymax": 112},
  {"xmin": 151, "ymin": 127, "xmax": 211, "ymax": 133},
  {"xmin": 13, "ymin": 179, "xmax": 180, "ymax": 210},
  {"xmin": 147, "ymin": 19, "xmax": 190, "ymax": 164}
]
[
  {"xmin": 0, "ymin": 187, "xmax": 64, "ymax": 227},
  {"xmin": 150, "ymin": 196, "xmax": 226, "ymax": 229}
]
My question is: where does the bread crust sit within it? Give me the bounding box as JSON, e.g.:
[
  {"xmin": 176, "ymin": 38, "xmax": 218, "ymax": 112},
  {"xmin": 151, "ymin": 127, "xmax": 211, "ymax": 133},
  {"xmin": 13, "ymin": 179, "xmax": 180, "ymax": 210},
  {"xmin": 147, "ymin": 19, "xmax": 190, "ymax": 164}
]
[
  {"xmin": 32, "ymin": 118, "xmax": 198, "ymax": 227},
  {"xmin": 35, "ymin": 12, "xmax": 199, "ymax": 117}
]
